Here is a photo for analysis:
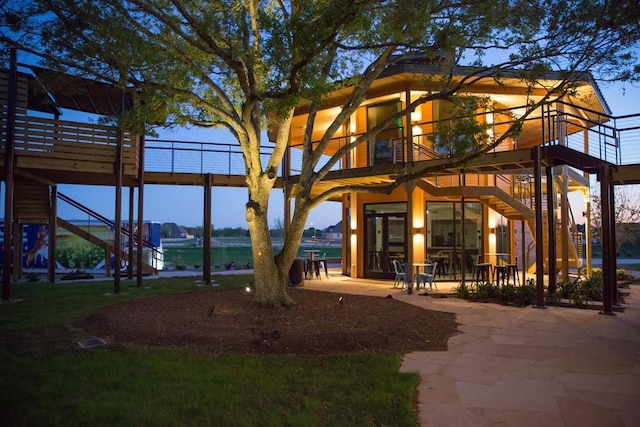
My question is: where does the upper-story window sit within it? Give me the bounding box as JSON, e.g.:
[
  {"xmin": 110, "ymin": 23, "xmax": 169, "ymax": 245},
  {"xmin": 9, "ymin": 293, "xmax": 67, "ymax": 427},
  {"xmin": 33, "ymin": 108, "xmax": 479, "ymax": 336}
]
[{"xmin": 367, "ymin": 100, "xmax": 402, "ymax": 165}]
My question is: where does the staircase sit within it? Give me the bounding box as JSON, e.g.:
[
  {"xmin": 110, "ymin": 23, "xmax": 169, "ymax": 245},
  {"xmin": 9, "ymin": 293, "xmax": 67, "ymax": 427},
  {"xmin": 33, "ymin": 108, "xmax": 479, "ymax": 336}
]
[
  {"xmin": 56, "ymin": 192, "xmax": 162, "ymax": 274},
  {"xmin": 420, "ymin": 173, "xmax": 583, "ymax": 275},
  {"xmin": 14, "ymin": 180, "xmax": 50, "ymax": 224},
  {"xmin": 10, "ymin": 179, "xmax": 161, "ymax": 274}
]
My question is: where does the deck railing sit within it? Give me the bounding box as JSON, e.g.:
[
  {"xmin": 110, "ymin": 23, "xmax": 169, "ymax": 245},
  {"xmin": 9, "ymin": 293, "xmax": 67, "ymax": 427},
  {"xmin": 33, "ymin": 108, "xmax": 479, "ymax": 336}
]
[
  {"xmin": 3, "ymin": 102, "xmax": 640, "ymax": 178},
  {"xmin": 144, "ymin": 139, "xmax": 275, "ymax": 175}
]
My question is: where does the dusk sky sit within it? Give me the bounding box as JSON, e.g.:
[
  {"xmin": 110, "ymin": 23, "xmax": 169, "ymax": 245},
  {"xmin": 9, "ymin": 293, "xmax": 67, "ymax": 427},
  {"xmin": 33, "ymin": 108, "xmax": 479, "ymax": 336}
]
[{"xmin": 20, "ymin": 76, "xmax": 640, "ymax": 230}]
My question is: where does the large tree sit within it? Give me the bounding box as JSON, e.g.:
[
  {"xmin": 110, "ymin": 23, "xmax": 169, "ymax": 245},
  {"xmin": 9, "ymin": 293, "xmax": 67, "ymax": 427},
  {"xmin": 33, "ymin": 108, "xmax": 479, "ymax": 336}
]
[
  {"xmin": 591, "ymin": 186, "xmax": 640, "ymax": 253},
  {"xmin": 2, "ymin": 0, "xmax": 638, "ymax": 306}
]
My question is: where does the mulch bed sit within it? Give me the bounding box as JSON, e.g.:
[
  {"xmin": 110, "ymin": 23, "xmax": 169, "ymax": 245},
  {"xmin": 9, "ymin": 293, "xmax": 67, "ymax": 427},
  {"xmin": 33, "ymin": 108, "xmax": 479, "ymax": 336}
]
[{"xmin": 75, "ymin": 288, "xmax": 459, "ymax": 355}]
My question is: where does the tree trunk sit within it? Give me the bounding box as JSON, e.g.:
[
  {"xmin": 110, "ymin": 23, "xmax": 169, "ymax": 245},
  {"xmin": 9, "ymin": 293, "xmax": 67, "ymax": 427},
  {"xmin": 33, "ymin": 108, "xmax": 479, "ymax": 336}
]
[{"xmin": 246, "ymin": 190, "xmax": 296, "ymax": 307}]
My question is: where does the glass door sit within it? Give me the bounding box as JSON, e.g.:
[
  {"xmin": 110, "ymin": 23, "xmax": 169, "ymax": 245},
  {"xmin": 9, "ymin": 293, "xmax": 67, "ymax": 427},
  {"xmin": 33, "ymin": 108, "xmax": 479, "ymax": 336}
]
[{"xmin": 364, "ymin": 203, "xmax": 407, "ymax": 279}]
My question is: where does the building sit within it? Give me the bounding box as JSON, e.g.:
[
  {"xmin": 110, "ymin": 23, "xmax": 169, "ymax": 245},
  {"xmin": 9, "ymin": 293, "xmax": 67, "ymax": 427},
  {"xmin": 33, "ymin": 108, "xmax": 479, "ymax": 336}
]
[
  {"xmin": 280, "ymin": 57, "xmax": 640, "ymax": 311},
  {"xmin": 2, "ymin": 55, "xmax": 639, "ymax": 313}
]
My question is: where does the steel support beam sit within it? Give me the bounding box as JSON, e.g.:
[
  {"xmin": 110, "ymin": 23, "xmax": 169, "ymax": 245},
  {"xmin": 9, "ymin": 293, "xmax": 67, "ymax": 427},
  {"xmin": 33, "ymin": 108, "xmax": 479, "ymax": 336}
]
[
  {"xmin": 600, "ymin": 166, "xmax": 614, "ymax": 314},
  {"xmin": 203, "ymin": 174, "xmax": 212, "ymax": 285},
  {"xmin": 546, "ymin": 166, "xmax": 557, "ymax": 295},
  {"xmin": 533, "ymin": 146, "xmax": 545, "ymax": 307}
]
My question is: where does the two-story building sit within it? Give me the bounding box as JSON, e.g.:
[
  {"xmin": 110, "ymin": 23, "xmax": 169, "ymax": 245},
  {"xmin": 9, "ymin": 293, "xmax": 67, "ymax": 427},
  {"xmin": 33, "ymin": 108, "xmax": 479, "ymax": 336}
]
[{"xmin": 281, "ymin": 57, "xmax": 625, "ymax": 289}]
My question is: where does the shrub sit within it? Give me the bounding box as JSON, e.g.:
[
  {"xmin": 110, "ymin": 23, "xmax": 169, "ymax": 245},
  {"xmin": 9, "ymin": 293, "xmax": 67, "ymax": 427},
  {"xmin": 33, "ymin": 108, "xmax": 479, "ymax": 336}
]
[
  {"xmin": 454, "ymin": 283, "xmax": 470, "ymax": 299},
  {"xmin": 515, "ymin": 283, "xmax": 536, "ymax": 306}
]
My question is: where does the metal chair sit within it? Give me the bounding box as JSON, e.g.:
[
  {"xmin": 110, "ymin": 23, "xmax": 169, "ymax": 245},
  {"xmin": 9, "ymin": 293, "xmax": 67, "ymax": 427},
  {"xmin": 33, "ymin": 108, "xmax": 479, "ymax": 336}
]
[
  {"xmin": 392, "ymin": 259, "xmax": 407, "ymax": 289},
  {"xmin": 417, "ymin": 261, "xmax": 438, "ymax": 291}
]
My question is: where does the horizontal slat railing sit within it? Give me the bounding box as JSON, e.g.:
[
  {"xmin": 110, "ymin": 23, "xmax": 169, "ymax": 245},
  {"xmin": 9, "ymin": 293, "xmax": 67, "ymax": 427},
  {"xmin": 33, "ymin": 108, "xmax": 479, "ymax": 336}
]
[{"xmin": 11, "ymin": 115, "xmax": 137, "ymax": 172}]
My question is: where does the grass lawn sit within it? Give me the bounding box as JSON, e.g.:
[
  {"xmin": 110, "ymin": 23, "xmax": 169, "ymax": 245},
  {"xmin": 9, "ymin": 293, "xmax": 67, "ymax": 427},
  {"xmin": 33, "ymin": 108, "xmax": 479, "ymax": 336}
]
[
  {"xmin": 164, "ymin": 245, "xmax": 343, "ymax": 270},
  {"xmin": 0, "ymin": 277, "xmax": 419, "ymax": 426}
]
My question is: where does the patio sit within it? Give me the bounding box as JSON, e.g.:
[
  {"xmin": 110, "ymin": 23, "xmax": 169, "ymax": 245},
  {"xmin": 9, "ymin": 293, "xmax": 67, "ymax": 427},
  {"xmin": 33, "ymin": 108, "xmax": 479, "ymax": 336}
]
[{"xmin": 301, "ymin": 268, "xmax": 640, "ymax": 426}]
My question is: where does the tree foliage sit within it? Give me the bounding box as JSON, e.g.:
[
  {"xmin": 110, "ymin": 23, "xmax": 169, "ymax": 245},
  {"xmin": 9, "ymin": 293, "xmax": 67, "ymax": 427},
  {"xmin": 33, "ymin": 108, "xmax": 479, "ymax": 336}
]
[
  {"xmin": 590, "ymin": 186, "xmax": 640, "ymax": 251},
  {"xmin": 2, "ymin": 0, "xmax": 639, "ymax": 306}
]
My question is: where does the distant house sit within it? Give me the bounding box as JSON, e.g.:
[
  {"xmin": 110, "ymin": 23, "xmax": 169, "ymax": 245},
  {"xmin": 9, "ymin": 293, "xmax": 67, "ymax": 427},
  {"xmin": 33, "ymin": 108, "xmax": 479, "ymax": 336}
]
[
  {"xmin": 163, "ymin": 222, "xmax": 187, "ymax": 238},
  {"xmin": 323, "ymin": 221, "xmax": 343, "ymax": 241}
]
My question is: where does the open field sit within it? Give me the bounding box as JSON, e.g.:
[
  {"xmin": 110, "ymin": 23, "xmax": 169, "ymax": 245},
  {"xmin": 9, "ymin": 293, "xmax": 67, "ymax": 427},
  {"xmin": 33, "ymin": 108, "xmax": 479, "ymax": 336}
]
[{"xmin": 163, "ymin": 241, "xmax": 342, "ymax": 270}]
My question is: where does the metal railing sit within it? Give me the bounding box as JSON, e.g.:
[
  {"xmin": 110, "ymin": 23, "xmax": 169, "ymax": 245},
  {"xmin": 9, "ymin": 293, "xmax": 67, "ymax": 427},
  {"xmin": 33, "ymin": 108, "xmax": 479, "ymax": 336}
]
[
  {"xmin": 144, "ymin": 139, "xmax": 275, "ymax": 175},
  {"xmin": 57, "ymin": 192, "xmax": 163, "ymax": 270}
]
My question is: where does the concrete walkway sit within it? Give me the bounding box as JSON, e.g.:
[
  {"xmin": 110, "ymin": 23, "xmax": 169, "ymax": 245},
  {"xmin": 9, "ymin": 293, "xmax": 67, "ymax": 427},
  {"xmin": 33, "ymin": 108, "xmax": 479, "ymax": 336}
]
[{"xmin": 302, "ymin": 271, "xmax": 640, "ymax": 426}]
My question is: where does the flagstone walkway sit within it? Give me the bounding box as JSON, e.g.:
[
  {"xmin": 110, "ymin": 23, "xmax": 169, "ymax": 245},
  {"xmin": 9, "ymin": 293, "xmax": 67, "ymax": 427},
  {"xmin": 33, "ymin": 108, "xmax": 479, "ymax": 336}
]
[{"xmin": 303, "ymin": 271, "xmax": 640, "ymax": 426}]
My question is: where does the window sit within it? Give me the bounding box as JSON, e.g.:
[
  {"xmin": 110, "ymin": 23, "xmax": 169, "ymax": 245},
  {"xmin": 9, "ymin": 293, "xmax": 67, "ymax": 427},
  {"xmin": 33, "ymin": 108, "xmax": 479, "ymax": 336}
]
[{"xmin": 367, "ymin": 101, "xmax": 402, "ymax": 165}]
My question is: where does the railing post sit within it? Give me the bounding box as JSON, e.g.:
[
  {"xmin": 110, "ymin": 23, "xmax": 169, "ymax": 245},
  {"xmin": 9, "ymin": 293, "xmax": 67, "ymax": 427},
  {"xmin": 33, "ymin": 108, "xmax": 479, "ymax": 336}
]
[{"xmin": 171, "ymin": 141, "xmax": 175, "ymax": 173}]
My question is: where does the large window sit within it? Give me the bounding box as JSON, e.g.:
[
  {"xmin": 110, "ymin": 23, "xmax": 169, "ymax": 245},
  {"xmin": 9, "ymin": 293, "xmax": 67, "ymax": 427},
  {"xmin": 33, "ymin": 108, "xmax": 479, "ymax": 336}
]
[
  {"xmin": 426, "ymin": 201, "xmax": 483, "ymax": 277},
  {"xmin": 367, "ymin": 101, "xmax": 402, "ymax": 165}
]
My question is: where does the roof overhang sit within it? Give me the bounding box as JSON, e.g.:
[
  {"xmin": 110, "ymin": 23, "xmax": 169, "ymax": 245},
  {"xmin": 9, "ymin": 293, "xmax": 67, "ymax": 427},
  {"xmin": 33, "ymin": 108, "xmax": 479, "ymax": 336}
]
[{"xmin": 21, "ymin": 65, "xmax": 134, "ymax": 116}]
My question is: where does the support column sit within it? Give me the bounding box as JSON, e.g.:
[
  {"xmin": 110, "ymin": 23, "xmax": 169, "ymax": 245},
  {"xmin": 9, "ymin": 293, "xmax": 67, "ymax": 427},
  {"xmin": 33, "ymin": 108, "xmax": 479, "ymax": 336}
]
[
  {"xmin": 12, "ymin": 223, "xmax": 22, "ymax": 281},
  {"xmin": 48, "ymin": 185, "xmax": 57, "ymax": 283},
  {"xmin": 403, "ymin": 180, "xmax": 416, "ymax": 292},
  {"xmin": 585, "ymin": 193, "xmax": 592, "ymax": 277},
  {"xmin": 203, "ymin": 174, "xmax": 212, "ymax": 286},
  {"xmin": 136, "ymin": 135, "xmax": 145, "ymax": 287},
  {"xmin": 521, "ymin": 220, "xmax": 526, "ymax": 284},
  {"xmin": 460, "ymin": 175, "xmax": 467, "ymax": 283},
  {"xmin": 113, "ymin": 136, "xmax": 124, "ymax": 294},
  {"xmin": 609, "ymin": 180, "xmax": 618, "ymax": 306},
  {"xmin": 560, "ymin": 167, "xmax": 570, "ymax": 282},
  {"xmin": 2, "ymin": 48, "xmax": 17, "ymax": 301},
  {"xmin": 546, "ymin": 166, "xmax": 557, "ymax": 295},
  {"xmin": 533, "ymin": 146, "xmax": 545, "ymax": 307},
  {"xmin": 599, "ymin": 166, "xmax": 614, "ymax": 315},
  {"xmin": 127, "ymin": 186, "xmax": 134, "ymax": 280}
]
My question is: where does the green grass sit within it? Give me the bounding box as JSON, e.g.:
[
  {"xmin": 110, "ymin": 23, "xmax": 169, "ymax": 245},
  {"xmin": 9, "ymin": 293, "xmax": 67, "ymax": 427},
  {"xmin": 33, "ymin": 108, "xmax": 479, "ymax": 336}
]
[
  {"xmin": 165, "ymin": 245, "xmax": 343, "ymax": 270},
  {"xmin": 0, "ymin": 277, "xmax": 419, "ymax": 426}
]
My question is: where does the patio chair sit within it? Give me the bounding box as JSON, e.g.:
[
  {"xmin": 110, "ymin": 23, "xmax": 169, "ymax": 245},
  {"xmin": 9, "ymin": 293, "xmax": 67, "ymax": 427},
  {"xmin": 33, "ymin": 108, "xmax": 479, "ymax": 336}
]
[
  {"xmin": 417, "ymin": 261, "xmax": 438, "ymax": 291},
  {"xmin": 318, "ymin": 252, "xmax": 329, "ymax": 278},
  {"xmin": 392, "ymin": 259, "xmax": 407, "ymax": 289}
]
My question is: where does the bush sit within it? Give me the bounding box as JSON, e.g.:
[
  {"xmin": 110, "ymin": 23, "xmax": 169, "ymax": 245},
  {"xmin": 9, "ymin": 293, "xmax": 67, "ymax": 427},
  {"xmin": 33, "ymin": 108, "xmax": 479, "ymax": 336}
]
[
  {"xmin": 454, "ymin": 283, "xmax": 470, "ymax": 299},
  {"xmin": 515, "ymin": 283, "xmax": 536, "ymax": 306}
]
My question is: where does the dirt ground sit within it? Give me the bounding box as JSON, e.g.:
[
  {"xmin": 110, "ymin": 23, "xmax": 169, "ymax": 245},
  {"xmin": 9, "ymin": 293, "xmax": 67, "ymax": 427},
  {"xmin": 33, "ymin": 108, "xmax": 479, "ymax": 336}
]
[{"xmin": 76, "ymin": 288, "xmax": 459, "ymax": 355}]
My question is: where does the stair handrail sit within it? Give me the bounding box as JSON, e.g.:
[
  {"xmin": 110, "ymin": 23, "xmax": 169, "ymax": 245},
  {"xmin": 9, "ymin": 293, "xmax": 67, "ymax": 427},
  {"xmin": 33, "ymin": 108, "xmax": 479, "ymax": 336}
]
[{"xmin": 57, "ymin": 192, "xmax": 158, "ymax": 252}]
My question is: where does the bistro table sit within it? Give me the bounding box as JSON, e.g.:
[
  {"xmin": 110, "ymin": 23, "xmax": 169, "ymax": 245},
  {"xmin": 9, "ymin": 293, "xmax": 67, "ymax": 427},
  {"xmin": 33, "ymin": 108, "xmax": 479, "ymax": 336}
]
[{"xmin": 303, "ymin": 250, "xmax": 321, "ymax": 260}]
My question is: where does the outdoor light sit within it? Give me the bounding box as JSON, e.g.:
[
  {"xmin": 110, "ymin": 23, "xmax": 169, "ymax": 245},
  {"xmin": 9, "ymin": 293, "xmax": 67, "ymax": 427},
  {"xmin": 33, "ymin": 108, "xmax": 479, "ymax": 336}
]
[{"xmin": 245, "ymin": 286, "xmax": 251, "ymax": 293}]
